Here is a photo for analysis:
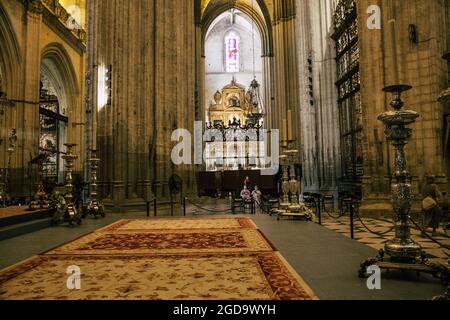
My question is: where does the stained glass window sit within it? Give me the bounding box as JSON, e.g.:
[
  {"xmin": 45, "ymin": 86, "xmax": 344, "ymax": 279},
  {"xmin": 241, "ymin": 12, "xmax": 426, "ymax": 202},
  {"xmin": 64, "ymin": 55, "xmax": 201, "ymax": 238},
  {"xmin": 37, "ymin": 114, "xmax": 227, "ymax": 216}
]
[{"xmin": 225, "ymin": 32, "xmax": 240, "ymax": 73}]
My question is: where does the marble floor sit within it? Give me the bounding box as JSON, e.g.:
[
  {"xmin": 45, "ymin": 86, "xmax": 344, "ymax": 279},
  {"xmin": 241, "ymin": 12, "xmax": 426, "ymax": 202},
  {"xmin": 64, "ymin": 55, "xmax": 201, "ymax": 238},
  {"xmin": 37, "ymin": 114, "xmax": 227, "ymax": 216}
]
[{"xmin": 321, "ymin": 214, "xmax": 450, "ymax": 261}]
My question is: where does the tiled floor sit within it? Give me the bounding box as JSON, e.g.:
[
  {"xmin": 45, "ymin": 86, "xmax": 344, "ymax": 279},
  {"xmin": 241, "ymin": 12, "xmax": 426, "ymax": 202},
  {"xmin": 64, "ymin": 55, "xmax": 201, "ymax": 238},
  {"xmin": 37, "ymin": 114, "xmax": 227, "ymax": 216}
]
[{"xmin": 321, "ymin": 213, "xmax": 450, "ymax": 261}]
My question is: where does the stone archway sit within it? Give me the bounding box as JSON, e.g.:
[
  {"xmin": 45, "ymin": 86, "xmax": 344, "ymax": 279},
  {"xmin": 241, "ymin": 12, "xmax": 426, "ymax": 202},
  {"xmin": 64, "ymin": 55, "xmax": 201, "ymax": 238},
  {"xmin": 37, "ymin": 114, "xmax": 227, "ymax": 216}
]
[
  {"xmin": 196, "ymin": 0, "xmax": 274, "ymax": 131},
  {"xmin": 39, "ymin": 43, "xmax": 80, "ymax": 186},
  {"xmin": 0, "ymin": 3, "xmax": 21, "ymax": 98},
  {"xmin": 40, "ymin": 43, "xmax": 80, "ymax": 112}
]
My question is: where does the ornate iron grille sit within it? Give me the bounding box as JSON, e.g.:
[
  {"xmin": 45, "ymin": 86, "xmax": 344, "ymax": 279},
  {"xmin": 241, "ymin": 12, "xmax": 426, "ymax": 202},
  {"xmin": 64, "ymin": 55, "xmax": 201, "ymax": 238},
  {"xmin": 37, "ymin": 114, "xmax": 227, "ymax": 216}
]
[{"xmin": 332, "ymin": 0, "xmax": 363, "ymax": 197}]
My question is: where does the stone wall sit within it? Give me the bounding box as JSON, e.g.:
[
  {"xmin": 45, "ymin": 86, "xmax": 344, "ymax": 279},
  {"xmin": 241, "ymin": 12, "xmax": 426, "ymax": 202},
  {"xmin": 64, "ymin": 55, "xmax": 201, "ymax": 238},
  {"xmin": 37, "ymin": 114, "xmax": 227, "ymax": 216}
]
[{"xmin": 357, "ymin": 0, "xmax": 449, "ymax": 214}]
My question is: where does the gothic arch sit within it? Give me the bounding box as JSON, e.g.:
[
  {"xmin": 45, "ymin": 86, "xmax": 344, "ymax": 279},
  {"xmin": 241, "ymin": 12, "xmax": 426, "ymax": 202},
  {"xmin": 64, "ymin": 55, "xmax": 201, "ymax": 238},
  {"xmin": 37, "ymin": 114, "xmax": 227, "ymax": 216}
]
[
  {"xmin": 40, "ymin": 43, "xmax": 79, "ymax": 112},
  {"xmin": 199, "ymin": 0, "xmax": 273, "ymax": 57},
  {"xmin": 0, "ymin": 3, "xmax": 22, "ymax": 97}
]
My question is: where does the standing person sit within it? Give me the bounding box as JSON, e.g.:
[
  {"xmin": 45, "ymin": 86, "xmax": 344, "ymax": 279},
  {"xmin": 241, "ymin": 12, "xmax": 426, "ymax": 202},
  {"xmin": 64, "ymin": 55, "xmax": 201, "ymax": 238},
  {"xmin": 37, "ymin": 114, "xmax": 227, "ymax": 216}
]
[
  {"xmin": 421, "ymin": 175, "xmax": 443, "ymax": 237},
  {"xmin": 252, "ymin": 186, "xmax": 262, "ymax": 207}
]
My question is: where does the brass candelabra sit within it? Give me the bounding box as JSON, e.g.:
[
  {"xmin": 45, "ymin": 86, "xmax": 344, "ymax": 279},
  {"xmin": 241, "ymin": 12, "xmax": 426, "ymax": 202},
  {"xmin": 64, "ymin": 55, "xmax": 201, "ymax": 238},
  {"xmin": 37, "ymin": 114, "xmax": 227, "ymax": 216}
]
[
  {"xmin": 85, "ymin": 149, "xmax": 105, "ymax": 218},
  {"xmin": 29, "ymin": 153, "xmax": 50, "ymax": 211},
  {"xmin": 61, "ymin": 143, "xmax": 82, "ymax": 225}
]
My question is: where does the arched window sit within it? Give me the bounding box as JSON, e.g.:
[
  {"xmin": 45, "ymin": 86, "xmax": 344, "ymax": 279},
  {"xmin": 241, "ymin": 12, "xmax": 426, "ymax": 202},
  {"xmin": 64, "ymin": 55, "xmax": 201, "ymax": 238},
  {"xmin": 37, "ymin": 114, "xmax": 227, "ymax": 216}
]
[{"xmin": 224, "ymin": 32, "xmax": 240, "ymax": 73}]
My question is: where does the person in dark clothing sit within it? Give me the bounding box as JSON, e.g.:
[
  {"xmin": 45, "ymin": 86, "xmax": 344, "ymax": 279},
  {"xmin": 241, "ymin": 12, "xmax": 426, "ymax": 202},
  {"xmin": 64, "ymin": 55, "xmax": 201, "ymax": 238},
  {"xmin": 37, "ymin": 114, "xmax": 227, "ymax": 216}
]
[{"xmin": 421, "ymin": 175, "xmax": 443, "ymax": 236}]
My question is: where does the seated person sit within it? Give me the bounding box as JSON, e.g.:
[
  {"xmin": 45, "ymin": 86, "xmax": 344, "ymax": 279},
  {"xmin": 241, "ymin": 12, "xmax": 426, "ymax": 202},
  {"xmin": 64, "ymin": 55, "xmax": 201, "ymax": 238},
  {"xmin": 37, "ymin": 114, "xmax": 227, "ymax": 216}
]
[{"xmin": 240, "ymin": 185, "xmax": 252, "ymax": 202}]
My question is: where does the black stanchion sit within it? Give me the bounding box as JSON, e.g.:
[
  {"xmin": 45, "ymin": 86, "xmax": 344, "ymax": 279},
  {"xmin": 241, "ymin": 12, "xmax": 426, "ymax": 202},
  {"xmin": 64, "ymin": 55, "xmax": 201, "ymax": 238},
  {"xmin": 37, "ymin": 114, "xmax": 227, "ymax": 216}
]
[
  {"xmin": 317, "ymin": 197, "xmax": 322, "ymax": 225},
  {"xmin": 311, "ymin": 193, "xmax": 322, "ymax": 225},
  {"xmin": 350, "ymin": 201, "xmax": 355, "ymax": 240},
  {"xmin": 342, "ymin": 196, "xmax": 355, "ymax": 239},
  {"xmin": 146, "ymin": 201, "xmax": 150, "ymax": 218},
  {"xmin": 154, "ymin": 198, "xmax": 157, "ymax": 217},
  {"xmin": 183, "ymin": 197, "xmax": 186, "ymax": 217}
]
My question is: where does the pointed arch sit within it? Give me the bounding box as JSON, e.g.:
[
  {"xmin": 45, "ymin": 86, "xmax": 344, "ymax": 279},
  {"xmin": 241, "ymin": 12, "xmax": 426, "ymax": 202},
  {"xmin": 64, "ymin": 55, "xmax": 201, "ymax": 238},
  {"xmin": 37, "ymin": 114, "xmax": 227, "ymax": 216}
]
[
  {"xmin": 199, "ymin": 0, "xmax": 273, "ymax": 57},
  {"xmin": 0, "ymin": 3, "xmax": 22, "ymax": 97},
  {"xmin": 40, "ymin": 42, "xmax": 80, "ymax": 112}
]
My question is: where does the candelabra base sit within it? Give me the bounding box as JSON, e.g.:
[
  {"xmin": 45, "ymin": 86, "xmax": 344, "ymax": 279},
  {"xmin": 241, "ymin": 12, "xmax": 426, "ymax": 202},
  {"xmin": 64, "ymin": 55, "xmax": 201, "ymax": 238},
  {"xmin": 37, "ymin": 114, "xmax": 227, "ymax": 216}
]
[
  {"xmin": 275, "ymin": 203, "xmax": 314, "ymax": 221},
  {"xmin": 29, "ymin": 184, "xmax": 49, "ymax": 211},
  {"xmin": 82, "ymin": 200, "xmax": 105, "ymax": 219},
  {"xmin": 279, "ymin": 202, "xmax": 291, "ymax": 210},
  {"xmin": 359, "ymin": 249, "xmax": 449, "ymax": 286},
  {"xmin": 65, "ymin": 204, "xmax": 82, "ymax": 226},
  {"xmin": 385, "ymin": 238, "xmax": 423, "ymax": 262},
  {"xmin": 432, "ymin": 285, "xmax": 449, "ymax": 301},
  {"xmin": 52, "ymin": 203, "xmax": 82, "ymax": 226}
]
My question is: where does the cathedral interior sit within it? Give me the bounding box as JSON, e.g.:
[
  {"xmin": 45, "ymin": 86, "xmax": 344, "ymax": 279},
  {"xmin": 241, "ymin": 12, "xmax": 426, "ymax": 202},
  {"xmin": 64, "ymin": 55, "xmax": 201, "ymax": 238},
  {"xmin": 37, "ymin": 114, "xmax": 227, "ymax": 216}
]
[{"xmin": 0, "ymin": 0, "xmax": 449, "ymax": 302}]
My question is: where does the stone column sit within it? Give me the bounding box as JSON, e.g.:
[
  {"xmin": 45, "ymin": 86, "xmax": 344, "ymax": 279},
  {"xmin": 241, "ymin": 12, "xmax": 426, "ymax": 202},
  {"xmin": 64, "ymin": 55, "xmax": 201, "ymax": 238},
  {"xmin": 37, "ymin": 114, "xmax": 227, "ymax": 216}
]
[{"xmin": 90, "ymin": 0, "xmax": 197, "ymax": 210}]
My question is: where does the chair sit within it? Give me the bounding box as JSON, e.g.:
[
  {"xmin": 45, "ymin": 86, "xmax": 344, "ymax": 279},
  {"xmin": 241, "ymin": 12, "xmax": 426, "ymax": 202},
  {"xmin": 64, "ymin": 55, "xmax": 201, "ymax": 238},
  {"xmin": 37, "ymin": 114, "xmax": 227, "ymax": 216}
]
[
  {"xmin": 261, "ymin": 195, "xmax": 279, "ymax": 215},
  {"xmin": 322, "ymin": 194, "xmax": 335, "ymax": 212}
]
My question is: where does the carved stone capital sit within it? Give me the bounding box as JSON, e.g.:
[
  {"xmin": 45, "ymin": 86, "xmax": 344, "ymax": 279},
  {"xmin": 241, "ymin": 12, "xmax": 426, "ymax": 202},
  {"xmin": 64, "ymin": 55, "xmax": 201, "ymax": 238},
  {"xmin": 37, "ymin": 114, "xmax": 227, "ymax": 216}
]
[{"xmin": 23, "ymin": 0, "xmax": 43, "ymax": 14}]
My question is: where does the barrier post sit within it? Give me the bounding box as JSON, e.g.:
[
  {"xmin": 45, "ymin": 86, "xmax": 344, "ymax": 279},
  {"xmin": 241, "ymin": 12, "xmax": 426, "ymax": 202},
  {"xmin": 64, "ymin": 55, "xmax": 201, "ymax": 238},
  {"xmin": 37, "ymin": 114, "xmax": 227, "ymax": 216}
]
[
  {"xmin": 315, "ymin": 194, "xmax": 322, "ymax": 225},
  {"xmin": 350, "ymin": 200, "xmax": 355, "ymax": 240},
  {"xmin": 146, "ymin": 201, "xmax": 150, "ymax": 218},
  {"xmin": 183, "ymin": 197, "xmax": 186, "ymax": 217},
  {"xmin": 154, "ymin": 199, "xmax": 157, "ymax": 217}
]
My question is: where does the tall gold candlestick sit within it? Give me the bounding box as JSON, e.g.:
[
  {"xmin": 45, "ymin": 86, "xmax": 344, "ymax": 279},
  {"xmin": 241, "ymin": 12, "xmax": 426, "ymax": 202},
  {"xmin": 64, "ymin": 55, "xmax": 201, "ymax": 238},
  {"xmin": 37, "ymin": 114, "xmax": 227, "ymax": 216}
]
[
  {"xmin": 282, "ymin": 119, "xmax": 287, "ymax": 144},
  {"xmin": 287, "ymin": 110, "xmax": 293, "ymax": 141}
]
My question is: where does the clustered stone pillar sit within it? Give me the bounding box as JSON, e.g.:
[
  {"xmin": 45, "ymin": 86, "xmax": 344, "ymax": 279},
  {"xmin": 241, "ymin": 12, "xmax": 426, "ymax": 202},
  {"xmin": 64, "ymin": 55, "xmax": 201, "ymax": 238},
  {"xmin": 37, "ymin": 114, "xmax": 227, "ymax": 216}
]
[
  {"xmin": 88, "ymin": 0, "xmax": 197, "ymax": 211},
  {"xmin": 272, "ymin": 0, "xmax": 300, "ymax": 158}
]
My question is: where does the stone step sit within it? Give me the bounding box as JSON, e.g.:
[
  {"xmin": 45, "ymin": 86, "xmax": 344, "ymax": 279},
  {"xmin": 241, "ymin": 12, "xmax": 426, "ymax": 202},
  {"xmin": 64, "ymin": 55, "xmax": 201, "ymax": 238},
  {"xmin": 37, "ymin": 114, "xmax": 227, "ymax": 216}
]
[
  {"xmin": 0, "ymin": 209, "xmax": 54, "ymax": 228},
  {"xmin": 0, "ymin": 218, "xmax": 53, "ymax": 241}
]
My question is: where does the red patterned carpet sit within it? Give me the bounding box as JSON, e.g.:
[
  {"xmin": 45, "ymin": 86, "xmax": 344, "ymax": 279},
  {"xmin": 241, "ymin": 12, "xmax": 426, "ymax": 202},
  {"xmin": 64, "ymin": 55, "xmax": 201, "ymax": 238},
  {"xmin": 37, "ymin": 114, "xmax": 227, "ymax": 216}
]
[{"xmin": 0, "ymin": 217, "xmax": 318, "ymax": 300}]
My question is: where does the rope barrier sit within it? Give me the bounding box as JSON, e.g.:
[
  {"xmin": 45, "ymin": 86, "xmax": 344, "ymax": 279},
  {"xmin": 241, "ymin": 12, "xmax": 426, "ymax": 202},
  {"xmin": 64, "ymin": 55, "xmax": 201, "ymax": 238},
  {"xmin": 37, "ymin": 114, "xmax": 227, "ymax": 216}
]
[
  {"xmin": 185, "ymin": 198, "xmax": 233, "ymax": 214},
  {"xmin": 408, "ymin": 216, "xmax": 450, "ymax": 250},
  {"xmin": 326, "ymin": 211, "xmax": 346, "ymax": 219},
  {"xmin": 356, "ymin": 214, "xmax": 396, "ymax": 236}
]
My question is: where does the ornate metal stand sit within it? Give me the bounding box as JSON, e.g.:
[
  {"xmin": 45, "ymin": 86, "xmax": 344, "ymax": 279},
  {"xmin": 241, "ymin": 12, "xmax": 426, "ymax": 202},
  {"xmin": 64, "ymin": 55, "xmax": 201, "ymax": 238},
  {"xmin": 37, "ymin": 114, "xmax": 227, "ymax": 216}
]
[
  {"xmin": 359, "ymin": 85, "xmax": 449, "ymax": 286},
  {"xmin": 276, "ymin": 149, "xmax": 313, "ymax": 221},
  {"xmin": 83, "ymin": 150, "xmax": 105, "ymax": 218},
  {"xmin": 61, "ymin": 144, "xmax": 82, "ymax": 225},
  {"xmin": 279, "ymin": 157, "xmax": 291, "ymax": 209},
  {"xmin": 29, "ymin": 153, "xmax": 50, "ymax": 211}
]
